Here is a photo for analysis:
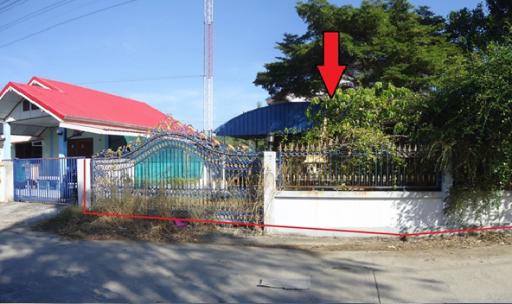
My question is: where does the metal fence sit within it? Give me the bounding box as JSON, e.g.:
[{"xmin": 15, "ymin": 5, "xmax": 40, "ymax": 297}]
[
  {"xmin": 13, "ymin": 158, "xmax": 80, "ymax": 204},
  {"xmin": 91, "ymin": 132, "xmax": 263, "ymax": 223},
  {"xmin": 277, "ymin": 143, "xmax": 441, "ymax": 191}
]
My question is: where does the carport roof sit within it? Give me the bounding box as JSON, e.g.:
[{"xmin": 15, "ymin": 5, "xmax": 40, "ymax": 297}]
[
  {"xmin": 214, "ymin": 102, "xmax": 315, "ymax": 138},
  {"xmin": 0, "ymin": 77, "xmax": 169, "ymax": 132}
]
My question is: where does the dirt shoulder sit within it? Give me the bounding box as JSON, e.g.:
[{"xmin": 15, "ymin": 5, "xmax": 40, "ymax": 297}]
[
  {"xmin": 238, "ymin": 232, "xmax": 512, "ymax": 252},
  {"xmin": 35, "ymin": 206, "xmax": 512, "ymax": 252}
]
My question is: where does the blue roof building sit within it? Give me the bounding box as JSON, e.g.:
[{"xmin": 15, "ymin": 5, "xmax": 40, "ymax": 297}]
[{"xmin": 215, "ymin": 102, "xmax": 315, "ymax": 139}]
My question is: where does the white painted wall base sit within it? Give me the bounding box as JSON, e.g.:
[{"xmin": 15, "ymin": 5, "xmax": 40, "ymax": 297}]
[{"xmin": 265, "ymin": 191, "xmax": 512, "ymax": 237}]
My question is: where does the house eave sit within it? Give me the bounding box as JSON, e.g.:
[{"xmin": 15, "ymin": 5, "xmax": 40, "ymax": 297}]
[{"xmin": 59, "ymin": 122, "xmax": 148, "ymax": 137}]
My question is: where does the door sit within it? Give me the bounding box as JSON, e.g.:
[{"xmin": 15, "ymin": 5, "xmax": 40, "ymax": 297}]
[{"xmin": 67, "ymin": 138, "xmax": 93, "ymax": 158}]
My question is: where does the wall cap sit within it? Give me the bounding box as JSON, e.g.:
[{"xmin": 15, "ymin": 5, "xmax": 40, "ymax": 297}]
[{"xmin": 276, "ymin": 190, "xmax": 446, "ymax": 200}]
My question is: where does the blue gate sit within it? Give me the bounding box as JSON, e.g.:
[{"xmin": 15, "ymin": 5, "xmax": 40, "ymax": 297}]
[{"xmin": 13, "ymin": 158, "xmax": 80, "ymax": 204}]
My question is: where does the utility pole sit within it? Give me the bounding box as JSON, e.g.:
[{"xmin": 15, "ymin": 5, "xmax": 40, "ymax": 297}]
[{"xmin": 203, "ymin": 0, "xmax": 214, "ymax": 137}]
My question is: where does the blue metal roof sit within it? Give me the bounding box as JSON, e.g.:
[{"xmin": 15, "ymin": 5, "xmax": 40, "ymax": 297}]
[{"xmin": 215, "ymin": 102, "xmax": 314, "ymax": 138}]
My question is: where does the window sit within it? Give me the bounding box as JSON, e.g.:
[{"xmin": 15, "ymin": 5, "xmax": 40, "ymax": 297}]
[
  {"xmin": 22, "ymin": 99, "xmax": 30, "ymax": 111},
  {"xmin": 15, "ymin": 142, "xmax": 42, "ymax": 158},
  {"xmin": 21, "ymin": 99, "xmax": 39, "ymax": 112}
]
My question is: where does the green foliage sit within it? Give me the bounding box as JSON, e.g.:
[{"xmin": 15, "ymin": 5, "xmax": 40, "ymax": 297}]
[
  {"xmin": 486, "ymin": 0, "xmax": 512, "ymax": 40},
  {"xmin": 254, "ymin": 0, "xmax": 460, "ymax": 99},
  {"xmin": 445, "ymin": 3, "xmax": 488, "ymax": 52},
  {"xmin": 419, "ymin": 42, "xmax": 512, "ymax": 212},
  {"xmin": 446, "ymin": 0, "xmax": 512, "ymax": 52},
  {"xmin": 305, "ymin": 82, "xmax": 421, "ymax": 152},
  {"xmin": 254, "ymin": 0, "xmax": 512, "ymax": 216}
]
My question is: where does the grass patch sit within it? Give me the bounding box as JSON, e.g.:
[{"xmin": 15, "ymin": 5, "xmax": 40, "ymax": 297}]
[{"xmin": 35, "ymin": 206, "xmax": 219, "ymax": 243}]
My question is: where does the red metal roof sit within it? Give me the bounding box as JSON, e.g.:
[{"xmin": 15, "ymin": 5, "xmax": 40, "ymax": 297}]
[{"xmin": 0, "ymin": 77, "xmax": 170, "ymax": 131}]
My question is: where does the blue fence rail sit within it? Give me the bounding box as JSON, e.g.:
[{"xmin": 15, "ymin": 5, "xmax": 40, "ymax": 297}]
[{"xmin": 13, "ymin": 158, "xmax": 80, "ymax": 204}]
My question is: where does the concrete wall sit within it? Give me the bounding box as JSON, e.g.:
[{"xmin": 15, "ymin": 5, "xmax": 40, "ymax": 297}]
[
  {"xmin": 266, "ymin": 191, "xmax": 445, "ymax": 236},
  {"xmin": 262, "ymin": 151, "xmax": 512, "ymax": 237},
  {"xmin": 0, "ymin": 160, "xmax": 13, "ymax": 203},
  {"xmin": 265, "ymin": 191, "xmax": 512, "ymax": 237}
]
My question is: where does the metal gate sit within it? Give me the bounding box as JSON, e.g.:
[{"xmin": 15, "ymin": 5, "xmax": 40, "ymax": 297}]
[
  {"xmin": 13, "ymin": 158, "xmax": 80, "ymax": 204},
  {"xmin": 91, "ymin": 132, "xmax": 263, "ymax": 223}
]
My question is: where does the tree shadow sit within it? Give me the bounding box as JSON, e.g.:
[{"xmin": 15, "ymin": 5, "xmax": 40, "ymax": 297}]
[
  {"xmin": 395, "ymin": 194, "xmax": 447, "ymax": 234},
  {"xmin": 396, "ymin": 192, "xmax": 512, "ymax": 234},
  {"xmin": 0, "ymin": 222, "xmax": 448, "ymax": 303}
]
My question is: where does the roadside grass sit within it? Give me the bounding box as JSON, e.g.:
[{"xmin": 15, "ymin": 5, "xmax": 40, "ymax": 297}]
[
  {"xmin": 36, "ymin": 205, "xmax": 512, "ymax": 252},
  {"xmin": 35, "ymin": 206, "xmax": 220, "ymax": 243}
]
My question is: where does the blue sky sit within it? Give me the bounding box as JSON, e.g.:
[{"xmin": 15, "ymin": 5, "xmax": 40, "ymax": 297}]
[{"xmin": 0, "ymin": 0, "xmax": 482, "ymax": 130}]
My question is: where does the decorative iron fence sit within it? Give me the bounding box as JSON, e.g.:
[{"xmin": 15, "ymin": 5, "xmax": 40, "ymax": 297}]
[
  {"xmin": 277, "ymin": 143, "xmax": 441, "ymax": 191},
  {"xmin": 13, "ymin": 158, "xmax": 80, "ymax": 204},
  {"xmin": 91, "ymin": 132, "xmax": 263, "ymax": 224}
]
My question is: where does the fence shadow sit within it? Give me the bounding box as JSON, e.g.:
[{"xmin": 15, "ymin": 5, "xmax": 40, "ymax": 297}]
[{"xmin": 0, "ymin": 226, "xmax": 449, "ymax": 303}]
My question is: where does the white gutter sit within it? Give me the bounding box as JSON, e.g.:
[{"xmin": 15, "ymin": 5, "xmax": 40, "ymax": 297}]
[{"xmin": 59, "ymin": 122, "xmax": 148, "ymax": 137}]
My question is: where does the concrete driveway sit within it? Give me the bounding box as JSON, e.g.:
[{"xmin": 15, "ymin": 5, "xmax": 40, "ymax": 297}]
[
  {"xmin": 0, "ymin": 202, "xmax": 512, "ymax": 302},
  {"xmin": 0, "ymin": 201, "xmax": 63, "ymax": 231}
]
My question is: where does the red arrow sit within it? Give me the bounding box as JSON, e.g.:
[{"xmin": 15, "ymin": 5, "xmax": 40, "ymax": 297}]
[{"xmin": 317, "ymin": 32, "xmax": 347, "ymax": 98}]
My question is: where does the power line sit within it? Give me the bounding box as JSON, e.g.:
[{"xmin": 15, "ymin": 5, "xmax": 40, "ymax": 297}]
[
  {"xmin": 0, "ymin": 0, "xmax": 26, "ymax": 15},
  {"xmin": 79, "ymin": 75, "xmax": 204, "ymax": 85},
  {"xmin": 0, "ymin": 0, "xmax": 137, "ymax": 49},
  {"xmin": 0, "ymin": 0, "xmax": 77, "ymax": 33},
  {"xmin": 0, "ymin": 0, "xmax": 19, "ymax": 12}
]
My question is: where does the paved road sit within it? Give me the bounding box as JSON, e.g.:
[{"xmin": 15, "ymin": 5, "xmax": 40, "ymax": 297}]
[{"xmin": 0, "ymin": 202, "xmax": 512, "ymax": 302}]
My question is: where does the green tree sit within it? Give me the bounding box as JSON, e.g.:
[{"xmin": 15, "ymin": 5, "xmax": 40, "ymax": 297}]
[
  {"xmin": 415, "ymin": 5, "xmax": 446, "ymax": 33},
  {"xmin": 485, "ymin": 0, "xmax": 512, "ymax": 42},
  {"xmin": 419, "ymin": 42, "xmax": 512, "ymax": 213},
  {"xmin": 254, "ymin": 0, "xmax": 460, "ymax": 100},
  {"xmin": 445, "ymin": 0, "xmax": 512, "ymax": 53},
  {"xmin": 305, "ymin": 82, "xmax": 421, "ymax": 151},
  {"xmin": 445, "ymin": 4, "xmax": 487, "ymax": 52}
]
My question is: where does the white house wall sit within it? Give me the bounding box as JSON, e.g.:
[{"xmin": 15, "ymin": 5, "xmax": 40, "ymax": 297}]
[
  {"xmin": 38, "ymin": 128, "xmax": 109, "ymax": 158},
  {"xmin": 16, "ymin": 128, "xmax": 135, "ymax": 158}
]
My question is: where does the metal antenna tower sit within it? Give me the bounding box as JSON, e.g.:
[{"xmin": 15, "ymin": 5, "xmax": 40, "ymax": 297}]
[{"xmin": 203, "ymin": 0, "xmax": 213, "ymax": 136}]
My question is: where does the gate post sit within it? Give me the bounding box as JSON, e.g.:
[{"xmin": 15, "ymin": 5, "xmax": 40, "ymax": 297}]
[
  {"xmin": 0, "ymin": 160, "xmax": 13, "ymax": 202},
  {"xmin": 263, "ymin": 151, "xmax": 276, "ymax": 231},
  {"xmin": 77, "ymin": 158, "xmax": 91, "ymax": 208},
  {"xmin": 2, "ymin": 120, "xmax": 12, "ymax": 160}
]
